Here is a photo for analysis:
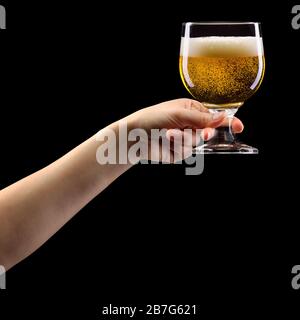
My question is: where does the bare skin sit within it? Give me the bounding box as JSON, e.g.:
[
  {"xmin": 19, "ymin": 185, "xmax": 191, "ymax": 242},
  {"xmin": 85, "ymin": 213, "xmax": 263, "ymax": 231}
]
[{"xmin": 0, "ymin": 99, "xmax": 243, "ymax": 270}]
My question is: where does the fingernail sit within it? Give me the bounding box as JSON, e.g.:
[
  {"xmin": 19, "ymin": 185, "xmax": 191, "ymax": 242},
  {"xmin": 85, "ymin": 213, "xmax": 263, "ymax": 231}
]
[
  {"xmin": 202, "ymin": 128, "xmax": 215, "ymax": 140},
  {"xmin": 207, "ymin": 129, "xmax": 215, "ymax": 140},
  {"xmin": 202, "ymin": 130, "xmax": 209, "ymax": 140},
  {"xmin": 212, "ymin": 112, "xmax": 225, "ymax": 121},
  {"xmin": 236, "ymin": 124, "xmax": 244, "ymax": 133}
]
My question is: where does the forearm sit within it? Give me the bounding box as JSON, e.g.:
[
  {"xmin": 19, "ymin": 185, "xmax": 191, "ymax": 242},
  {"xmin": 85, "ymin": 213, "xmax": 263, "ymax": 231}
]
[
  {"xmin": 0, "ymin": 98, "xmax": 230, "ymax": 270},
  {"xmin": 0, "ymin": 121, "xmax": 132, "ymax": 270}
]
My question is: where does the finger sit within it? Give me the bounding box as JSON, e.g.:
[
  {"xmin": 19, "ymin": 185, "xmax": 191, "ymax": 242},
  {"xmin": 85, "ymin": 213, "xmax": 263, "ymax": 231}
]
[
  {"xmin": 166, "ymin": 129, "xmax": 198, "ymax": 161},
  {"xmin": 166, "ymin": 129, "xmax": 199, "ymax": 146},
  {"xmin": 220, "ymin": 117, "xmax": 244, "ymax": 133},
  {"xmin": 178, "ymin": 109, "xmax": 226, "ymax": 129},
  {"xmin": 201, "ymin": 128, "xmax": 216, "ymax": 140},
  {"xmin": 166, "ymin": 129, "xmax": 197, "ymax": 146},
  {"xmin": 166, "ymin": 129, "xmax": 184, "ymax": 141},
  {"xmin": 166, "ymin": 127, "xmax": 216, "ymax": 146},
  {"xmin": 182, "ymin": 99, "xmax": 209, "ymax": 113},
  {"xmin": 231, "ymin": 117, "xmax": 244, "ymax": 133}
]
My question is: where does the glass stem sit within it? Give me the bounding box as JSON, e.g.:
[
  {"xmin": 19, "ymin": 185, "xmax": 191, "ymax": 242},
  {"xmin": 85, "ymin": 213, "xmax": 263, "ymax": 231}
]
[{"xmin": 209, "ymin": 109, "xmax": 238, "ymax": 145}]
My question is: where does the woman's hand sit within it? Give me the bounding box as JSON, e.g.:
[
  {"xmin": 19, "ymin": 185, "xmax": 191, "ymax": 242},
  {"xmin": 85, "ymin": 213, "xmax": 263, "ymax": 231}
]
[{"xmin": 126, "ymin": 98, "xmax": 243, "ymax": 162}]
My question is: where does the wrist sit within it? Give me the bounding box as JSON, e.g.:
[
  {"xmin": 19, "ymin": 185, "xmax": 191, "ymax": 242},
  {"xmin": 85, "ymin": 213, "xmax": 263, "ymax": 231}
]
[
  {"xmin": 103, "ymin": 116, "xmax": 143, "ymax": 164},
  {"xmin": 122, "ymin": 110, "xmax": 142, "ymax": 132}
]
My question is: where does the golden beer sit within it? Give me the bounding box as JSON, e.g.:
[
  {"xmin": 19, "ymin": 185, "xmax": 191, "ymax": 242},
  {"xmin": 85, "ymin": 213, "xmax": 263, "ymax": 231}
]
[{"xmin": 179, "ymin": 37, "xmax": 265, "ymax": 109}]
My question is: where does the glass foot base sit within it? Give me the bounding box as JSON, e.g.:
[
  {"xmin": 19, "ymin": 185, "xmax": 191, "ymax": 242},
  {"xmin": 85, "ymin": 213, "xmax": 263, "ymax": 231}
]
[{"xmin": 194, "ymin": 142, "xmax": 258, "ymax": 154}]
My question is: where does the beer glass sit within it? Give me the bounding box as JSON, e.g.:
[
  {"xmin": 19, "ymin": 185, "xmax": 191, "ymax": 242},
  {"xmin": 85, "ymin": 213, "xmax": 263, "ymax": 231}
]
[{"xmin": 179, "ymin": 22, "xmax": 265, "ymax": 153}]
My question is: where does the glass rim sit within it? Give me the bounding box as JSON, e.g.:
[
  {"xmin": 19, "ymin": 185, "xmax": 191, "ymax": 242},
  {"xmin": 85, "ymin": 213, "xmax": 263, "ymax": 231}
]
[{"xmin": 182, "ymin": 21, "xmax": 261, "ymax": 25}]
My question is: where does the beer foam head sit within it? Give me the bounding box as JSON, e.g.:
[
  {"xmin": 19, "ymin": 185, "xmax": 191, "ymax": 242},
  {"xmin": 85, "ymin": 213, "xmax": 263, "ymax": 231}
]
[{"xmin": 180, "ymin": 36, "xmax": 263, "ymax": 57}]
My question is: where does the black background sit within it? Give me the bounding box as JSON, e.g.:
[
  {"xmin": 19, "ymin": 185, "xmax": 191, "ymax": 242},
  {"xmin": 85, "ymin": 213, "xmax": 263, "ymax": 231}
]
[{"xmin": 0, "ymin": 0, "xmax": 299, "ymax": 318}]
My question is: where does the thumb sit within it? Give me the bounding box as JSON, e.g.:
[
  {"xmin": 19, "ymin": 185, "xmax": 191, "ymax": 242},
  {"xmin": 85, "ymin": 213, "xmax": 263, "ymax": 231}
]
[{"xmin": 177, "ymin": 109, "xmax": 226, "ymax": 129}]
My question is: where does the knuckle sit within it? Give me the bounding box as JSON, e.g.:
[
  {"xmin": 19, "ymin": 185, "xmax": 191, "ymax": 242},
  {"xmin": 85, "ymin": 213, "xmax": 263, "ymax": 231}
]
[{"xmin": 181, "ymin": 98, "xmax": 194, "ymax": 109}]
